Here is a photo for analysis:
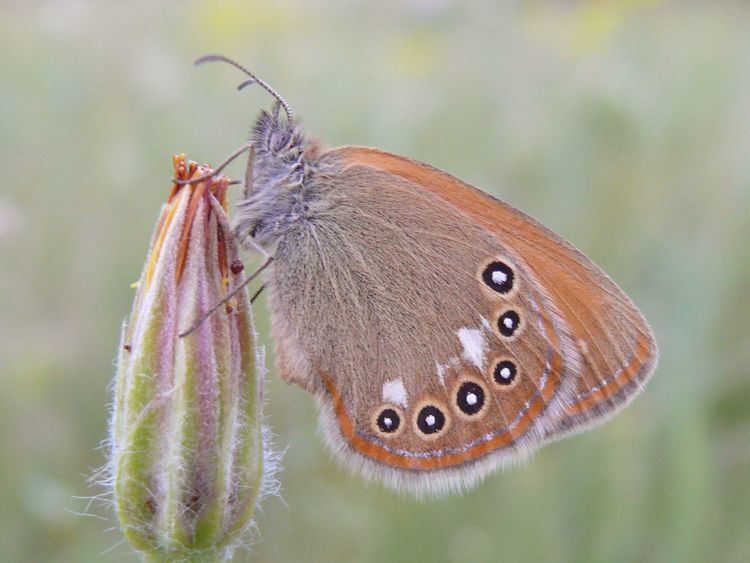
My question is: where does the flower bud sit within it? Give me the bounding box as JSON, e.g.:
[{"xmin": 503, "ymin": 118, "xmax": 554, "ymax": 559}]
[{"xmin": 110, "ymin": 155, "xmax": 270, "ymax": 561}]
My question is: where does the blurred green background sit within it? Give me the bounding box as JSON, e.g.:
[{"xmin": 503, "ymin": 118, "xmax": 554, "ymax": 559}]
[{"xmin": 2, "ymin": 1, "xmax": 749, "ymax": 561}]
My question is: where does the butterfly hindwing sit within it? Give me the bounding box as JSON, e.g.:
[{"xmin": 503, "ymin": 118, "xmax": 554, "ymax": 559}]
[{"xmin": 265, "ymin": 151, "xmax": 599, "ymax": 494}]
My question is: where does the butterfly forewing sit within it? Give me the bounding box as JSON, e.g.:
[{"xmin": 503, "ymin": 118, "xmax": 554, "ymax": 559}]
[{"xmin": 333, "ymin": 147, "xmax": 659, "ymax": 443}]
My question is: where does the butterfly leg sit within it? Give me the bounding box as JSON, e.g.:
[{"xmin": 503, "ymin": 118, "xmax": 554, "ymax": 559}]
[
  {"xmin": 250, "ymin": 283, "xmax": 265, "ymax": 304},
  {"xmin": 171, "ymin": 143, "xmax": 253, "ymax": 186},
  {"xmin": 240, "ymin": 234, "xmax": 272, "ymax": 258},
  {"xmin": 179, "ymin": 256, "xmax": 274, "ymax": 337}
]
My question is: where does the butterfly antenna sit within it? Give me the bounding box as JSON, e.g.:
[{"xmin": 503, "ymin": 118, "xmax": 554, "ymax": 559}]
[{"xmin": 195, "ymin": 54, "xmax": 294, "ymax": 122}]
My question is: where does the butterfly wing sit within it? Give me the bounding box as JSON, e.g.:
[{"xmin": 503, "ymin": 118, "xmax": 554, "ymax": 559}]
[
  {"xmin": 264, "ymin": 146, "xmax": 657, "ymax": 495},
  {"xmin": 333, "ymin": 147, "xmax": 659, "ymax": 442}
]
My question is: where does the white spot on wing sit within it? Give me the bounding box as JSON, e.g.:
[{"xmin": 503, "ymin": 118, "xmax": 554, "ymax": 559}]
[
  {"xmin": 382, "ymin": 379, "xmax": 408, "ymax": 408},
  {"xmin": 435, "ymin": 357, "xmax": 460, "ymax": 386},
  {"xmin": 436, "ymin": 362, "xmax": 447, "ymax": 386},
  {"xmin": 457, "ymin": 327, "xmax": 487, "ymax": 370},
  {"xmin": 492, "ymin": 270, "xmax": 508, "ymax": 284}
]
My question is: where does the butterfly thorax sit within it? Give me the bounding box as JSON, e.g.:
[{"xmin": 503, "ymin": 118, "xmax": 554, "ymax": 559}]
[{"xmin": 233, "ymin": 111, "xmax": 325, "ymax": 249}]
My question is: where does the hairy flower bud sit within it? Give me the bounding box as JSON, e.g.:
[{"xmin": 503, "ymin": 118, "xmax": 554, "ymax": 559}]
[{"xmin": 110, "ymin": 156, "xmax": 271, "ymax": 561}]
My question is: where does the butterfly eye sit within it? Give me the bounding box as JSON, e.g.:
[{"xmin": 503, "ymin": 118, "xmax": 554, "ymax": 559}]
[
  {"xmin": 415, "ymin": 404, "xmax": 449, "ymax": 438},
  {"xmin": 496, "ymin": 309, "xmax": 522, "ymax": 338},
  {"xmin": 492, "ymin": 359, "xmax": 518, "ymax": 387},
  {"xmin": 482, "ymin": 260, "xmax": 515, "ymax": 294},
  {"xmin": 372, "ymin": 406, "xmax": 404, "ymax": 437},
  {"xmin": 454, "ymin": 379, "xmax": 488, "ymax": 418}
]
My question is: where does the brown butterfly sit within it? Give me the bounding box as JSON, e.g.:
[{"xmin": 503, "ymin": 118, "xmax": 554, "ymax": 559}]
[{"xmin": 183, "ymin": 55, "xmax": 658, "ymax": 496}]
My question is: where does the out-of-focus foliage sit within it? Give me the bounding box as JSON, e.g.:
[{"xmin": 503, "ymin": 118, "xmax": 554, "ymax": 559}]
[{"xmin": 1, "ymin": 1, "xmax": 748, "ymax": 561}]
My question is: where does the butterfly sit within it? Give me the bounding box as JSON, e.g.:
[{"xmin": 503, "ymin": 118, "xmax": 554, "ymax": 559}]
[{"xmin": 185, "ymin": 56, "xmax": 658, "ymax": 496}]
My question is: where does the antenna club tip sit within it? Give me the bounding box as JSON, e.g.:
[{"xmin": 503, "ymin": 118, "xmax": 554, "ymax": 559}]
[
  {"xmin": 194, "ymin": 53, "xmax": 223, "ymax": 66},
  {"xmin": 190, "ymin": 54, "xmax": 295, "ymax": 121},
  {"xmin": 237, "ymin": 79, "xmax": 256, "ymax": 91}
]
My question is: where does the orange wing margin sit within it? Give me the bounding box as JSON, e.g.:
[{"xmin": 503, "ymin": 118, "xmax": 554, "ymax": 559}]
[{"xmin": 316, "ymin": 306, "xmax": 565, "ymax": 469}]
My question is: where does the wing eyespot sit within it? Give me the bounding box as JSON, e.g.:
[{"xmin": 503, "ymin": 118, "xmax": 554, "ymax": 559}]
[
  {"xmin": 491, "ymin": 357, "xmax": 520, "ymax": 389},
  {"xmin": 482, "ymin": 260, "xmax": 514, "ymax": 293},
  {"xmin": 371, "ymin": 405, "xmax": 405, "ymax": 438},
  {"xmin": 413, "ymin": 400, "xmax": 451, "ymax": 440},
  {"xmin": 453, "ymin": 377, "xmax": 489, "ymax": 420},
  {"xmin": 480, "ymin": 258, "xmax": 519, "ymax": 298},
  {"xmin": 495, "ymin": 308, "xmax": 523, "ymax": 340}
]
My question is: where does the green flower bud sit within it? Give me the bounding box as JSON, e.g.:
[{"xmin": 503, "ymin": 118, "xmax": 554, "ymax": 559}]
[{"xmin": 110, "ymin": 156, "xmax": 272, "ymax": 562}]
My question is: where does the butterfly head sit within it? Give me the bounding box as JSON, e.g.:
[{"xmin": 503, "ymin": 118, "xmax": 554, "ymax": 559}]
[
  {"xmin": 232, "ymin": 108, "xmax": 323, "ymax": 249},
  {"xmin": 193, "ymin": 54, "xmax": 324, "ymax": 249}
]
